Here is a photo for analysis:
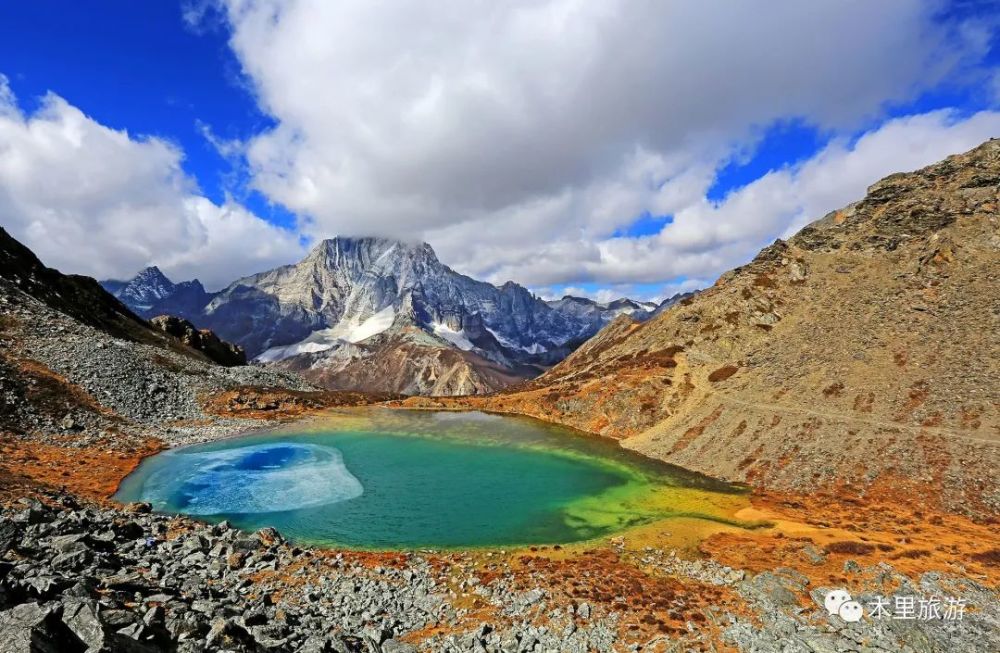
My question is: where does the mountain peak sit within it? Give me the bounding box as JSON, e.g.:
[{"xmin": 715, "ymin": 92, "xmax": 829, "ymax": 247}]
[
  {"xmin": 558, "ymin": 295, "xmax": 597, "ymax": 305},
  {"xmin": 134, "ymin": 265, "xmax": 171, "ymax": 283},
  {"xmin": 310, "ymin": 236, "xmax": 438, "ymax": 264},
  {"xmin": 111, "ymin": 265, "xmax": 176, "ymax": 304},
  {"xmin": 103, "ymin": 231, "xmax": 659, "ymax": 393}
]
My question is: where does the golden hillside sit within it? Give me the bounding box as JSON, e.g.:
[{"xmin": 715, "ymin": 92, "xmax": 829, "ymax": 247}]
[{"xmin": 406, "ymin": 139, "xmax": 1000, "ymax": 517}]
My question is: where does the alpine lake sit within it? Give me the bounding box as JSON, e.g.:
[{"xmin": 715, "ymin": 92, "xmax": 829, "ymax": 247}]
[{"xmin": 115, "ymin": 409, "xmax": 764, "ymax": 550}]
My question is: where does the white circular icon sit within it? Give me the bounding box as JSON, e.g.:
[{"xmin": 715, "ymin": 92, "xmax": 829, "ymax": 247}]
[
  {"xmin": 838, "ymin": 600, "xmax": 863, "ymax": 623},
  {"xmin": 824, "ymin": 589, "xmax": 852, "ymax": 615}
]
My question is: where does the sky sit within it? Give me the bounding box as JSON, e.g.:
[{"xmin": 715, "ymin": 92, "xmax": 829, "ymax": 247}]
[{"xmin": 1, "ymin": 1, "xmax": 998, "ymax": 302}]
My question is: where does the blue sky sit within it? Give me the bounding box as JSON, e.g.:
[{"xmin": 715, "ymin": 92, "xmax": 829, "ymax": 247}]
[
  {"xmin": 0, "ymin": 1, "xmax": 295, "ymax": 227},
  {"xmin": 1, "ymin": 1, "xmax": 998, "ymax": 299}
]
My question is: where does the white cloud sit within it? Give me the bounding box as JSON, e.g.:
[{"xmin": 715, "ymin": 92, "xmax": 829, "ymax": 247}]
[
  {"xmin": 669, "ymin": 109, "xmax": 1000, "ymax": 263},
  {"xmin": 210, "ymin": 0, "xmax": 996, "ymax": 293},
  {"xmin": 2, "ymin": 3, "xmax": 997, "ymax": 302},
  {"xmin": 196, "ymin": 119, "xmax": 244, "ymax": 160},
  {"xmin": 0, "ymin": 77, "xmax": 305, "ymax": 289},
  {"xmin": 432, "ymin": 109, "xmax": 1000, "ymax": 294}
]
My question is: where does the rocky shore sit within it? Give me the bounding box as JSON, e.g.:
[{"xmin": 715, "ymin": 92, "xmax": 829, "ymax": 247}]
[
  {"xmin": 0, "ymin": 497, "xmax": 615, "ymax": 652},
  {"xmin": 1, "ymin": 494, "xmax": 997, "ymax": 652}
]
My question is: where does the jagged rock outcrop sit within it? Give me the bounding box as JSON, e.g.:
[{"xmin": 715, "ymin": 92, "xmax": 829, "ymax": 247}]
[
  {"xmin": 412, "ymin": 139, "xmax": 1000, "ymax": 516},
  {"xmin": 104, "ymin": 238, "xmax": 650, "ymax": 395},
  {"xmin": 148, "ymin": 316, "xmax": 246, "ymax": 367}
]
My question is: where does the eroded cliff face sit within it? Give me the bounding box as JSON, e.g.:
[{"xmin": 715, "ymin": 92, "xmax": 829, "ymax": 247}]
[
  {"xmin": 404, "ymin": 139, "xmax": 1000, "ymax": 516},
  {"xmin": 268, "ymin": 325, "xmax": 526, "ymax": 396}
]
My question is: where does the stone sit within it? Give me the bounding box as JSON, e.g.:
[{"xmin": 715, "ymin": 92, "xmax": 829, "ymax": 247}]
[
  {"xmin": 61, "ymin": 599, "xmax": 105, "ymax": 650},
  {"xmin": 106, "ymin": 632, "xmax": 160, "ymax": 652},
  {"xmin": 205, "ymin": 617, "xmax": 255, "ymax": 649},
  {"xmin": 257, "ymin": 527, "xmax": 285, "ymax": 547},
  {"xmin": 749, "ymin": 572, "xmax": 802, "ymax": 607},
  {"xmin": 0, "ymin": 519, "xmax": 21, "ymax": 554},
  {"xmin": 381, "ymin": 638, "xmax": 419, "ymax": 653},
  {"xmin": 801, "ymin": 544, "xmax": 827, "ymax": 566},
  {"xmin": 0, "ymin": 602, "xmax": 82, "ymax": 653}
]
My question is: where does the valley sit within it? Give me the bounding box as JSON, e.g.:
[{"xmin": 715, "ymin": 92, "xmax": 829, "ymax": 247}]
[{"xmin": 0, "ymin": 142, "xmax": 998, "ymax": 651}]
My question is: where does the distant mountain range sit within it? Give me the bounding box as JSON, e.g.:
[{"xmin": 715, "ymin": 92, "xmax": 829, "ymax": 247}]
[{"xmin": 102, "ymin": 238, "xmax": 685, "ymax": 395}]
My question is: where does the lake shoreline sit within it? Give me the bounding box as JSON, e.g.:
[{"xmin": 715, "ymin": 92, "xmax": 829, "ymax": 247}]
[
  {"xmin": 4, "ymin": 401, "xmax": 998, "ymax": 651},
  {"xmin": 115, "ymin": 409, "xmax": 760, "ymax": 552}
]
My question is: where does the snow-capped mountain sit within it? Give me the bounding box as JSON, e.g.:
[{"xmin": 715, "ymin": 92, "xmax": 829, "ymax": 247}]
[
  {"xmin": 102, "ymin": 266, "xmax": 211, "ymax": 319},
  {"xmin": 102, "ymin": 237, "xmax": 655, "ymax": 395},
  {"xmin": 545, "ymin": 296, "xmax": 659, "ymax": 332},
  {"xmin": 99, "ymin": 266, "xmax": 175, "ymax": 312}
]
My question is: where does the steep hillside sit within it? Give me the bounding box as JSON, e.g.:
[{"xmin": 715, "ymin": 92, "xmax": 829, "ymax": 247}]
[
  {"xmin": 274, "ymin": 326, "xmax": 525, "ymax": 396},
  {"xmin": 0, "ymin": 229, "xmax": 320, "ymax": 446},
  {"xmin": 0, "ymin": 227, "xmax": 245, "ymax": 368},
  {"xmin": 0, "ymin": 227, "xmax": 154, "ymax": 344},
  {"xmin": 408, "ymin": 139, "xmax": 1000, "ymax": 516}
]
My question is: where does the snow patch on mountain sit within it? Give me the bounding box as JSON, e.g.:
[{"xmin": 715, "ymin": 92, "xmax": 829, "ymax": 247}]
[
  {"xmin": 256, "ymin": 330, "xmax": 343, "ymax": 363},
  {"xmin": 431, "ymin": 322, "xmax": 474, "ymax": 351},
  {"xmin": 484, "ymin": 326, "xmax": 548, "ymax": 354},
  {"xmin": 257, "ymin": 306, "xmax": 396, "ymax": 362},
  {"xmin": 344, "ymin": 305, "xmax": 396, "ymax": 343}
]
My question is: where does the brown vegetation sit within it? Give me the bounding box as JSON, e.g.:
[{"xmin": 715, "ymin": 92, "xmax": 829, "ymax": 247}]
[
  {"xmin": 707, "ymin": 365, "xmax": 739, "ymax": 383},
  {"xmin": 0, "ymin": 435, "xmax": 161, "ymax": 503},
  {"xmin": 201, "ymin": 386, "xmax": 400, "ymax": 420}
]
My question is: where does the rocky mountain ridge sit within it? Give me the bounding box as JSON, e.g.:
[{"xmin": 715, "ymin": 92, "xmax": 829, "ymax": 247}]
[
  {"xmin": 104, "ymin": 238, "xmax": 657, "ymax": 395},
  {"xmin": 0, "ymin": 226, "xmax": 318, "ymax": 444},
  {"xmin": 103, "ymin": 267, "xmax": 212, "ymax": 320},
  {"xmin": 148, "ymin": 316, "xmax": 246, "ymax": 368}
]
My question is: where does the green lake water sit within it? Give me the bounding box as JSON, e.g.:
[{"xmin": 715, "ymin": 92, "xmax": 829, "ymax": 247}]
[{"xmin": 115, "ymin": 409, "xmax": 749, "ymax": 549}]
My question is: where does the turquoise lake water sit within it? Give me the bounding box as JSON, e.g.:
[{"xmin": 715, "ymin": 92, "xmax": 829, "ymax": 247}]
[{"xmin": 115, "ymin": 410, "xmax": 743, "ymax": 548}]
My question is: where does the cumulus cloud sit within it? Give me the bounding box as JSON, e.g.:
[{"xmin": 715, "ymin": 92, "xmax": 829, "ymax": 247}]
[
  {"xmin": 3, "ymin": 3, "xmax": 996, "ymax": 300},
  {"xmin": 0, "ymin": 77, "xmax": 305, "ymax": 289},
  {"xmin": 427, "ymin": 109, "xmax": 1000, "ymax": 289},
  {"xmin": 659, "ymin": 108, "xmax": 1000, "ymax": 271},
  {"xmin": 209, "ymin": 0, "xmax": 997, "ymax": 294}
]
